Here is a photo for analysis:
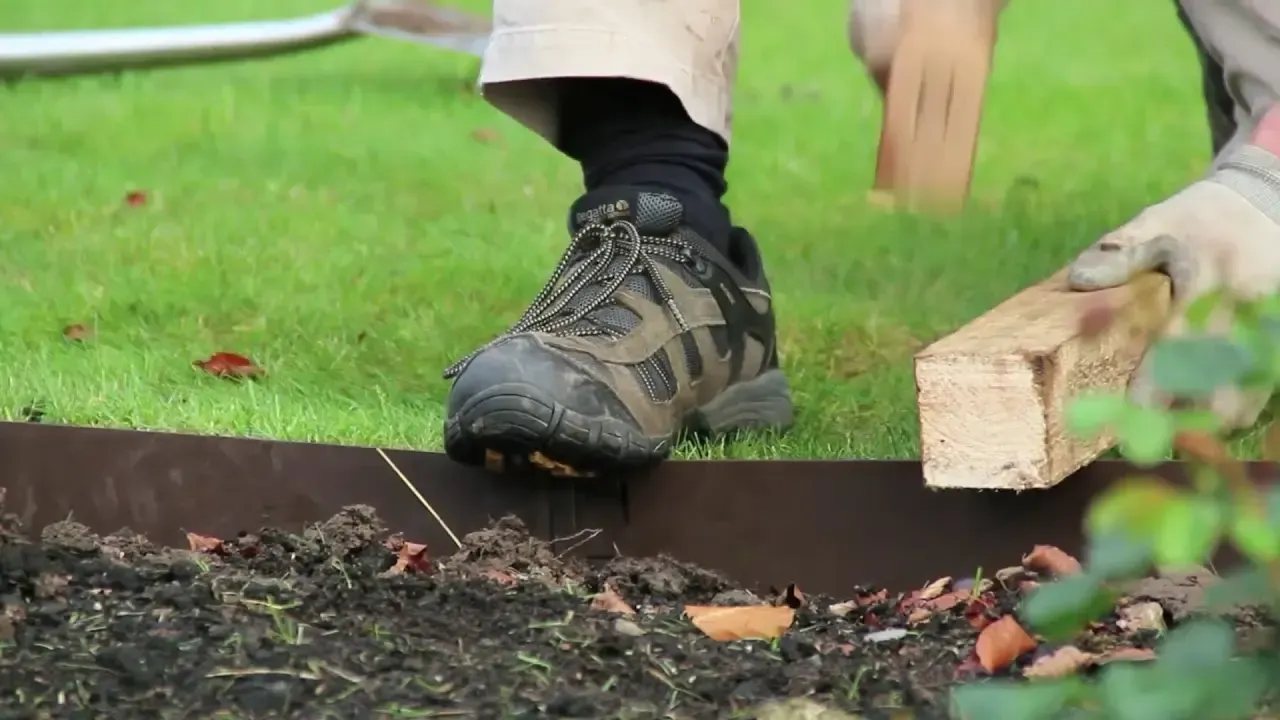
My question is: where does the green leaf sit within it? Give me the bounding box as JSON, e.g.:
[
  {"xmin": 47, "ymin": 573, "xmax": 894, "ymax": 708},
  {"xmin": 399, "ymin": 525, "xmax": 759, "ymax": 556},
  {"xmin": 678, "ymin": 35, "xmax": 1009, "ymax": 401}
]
[
  {"xmin": 1097, "ymin": 661, "xmax": 1201, "ymax": 720},
  {"xmin": 1170, "ymin": 409, "xmax": 1222, "ymax": 434},
  {"xmin": 950, "ymin": 678, "xmax": 1085, "ymax": 720},
  {"xmin": 1182, "ymin": 291, "xmax": 1226, "ymax": 331},
  {"xmin": 1087, "ymin": 476, "xmax": 1182, "ymax": 541},
  {"xmin": 1228, "ymin": 509, "xmax": 1280, "ymax": 562},
  {"xmin": 1085, "ymin": 532, "xmax": 1153, "ymax": 581},
  {"xmin": 1203, "ymin": 566, "xmax": 1273, "ymax": 612},
  {"xmin": 1066, "ymin": 392, "xmax": 1129, "ymax": 439},
  {"xmin": 1267, "ymin": 484, "xmax": 1280, "ymax": 526},
  {"xmin": 1146, "ymin": 336, "xmax": 1255, "ymax": 399},
  {"xmin": 1153, "ymin": 495, "xmax": 1224, "ymax": 567},
  {"xmin": 1157, "ymin": 618, "xmax": 1236, "ymax": 672},
  {"xmin": 1195, "ymin": 658, "xmax": 1272, "ymax": 720},
  {"xmin": 1020, "ymin": 574, "xmax": 1116, "ymax": 642},
  {"xmin": 1115, "ymin": 405, "xmax": 1175, "ymax": 466}
]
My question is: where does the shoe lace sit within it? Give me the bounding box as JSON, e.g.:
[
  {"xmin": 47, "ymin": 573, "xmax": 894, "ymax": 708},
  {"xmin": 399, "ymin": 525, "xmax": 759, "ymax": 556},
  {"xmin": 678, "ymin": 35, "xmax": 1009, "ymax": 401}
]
[{"xmin": 443, "ymin": 220, "xmax": 697, "ymax": 379}]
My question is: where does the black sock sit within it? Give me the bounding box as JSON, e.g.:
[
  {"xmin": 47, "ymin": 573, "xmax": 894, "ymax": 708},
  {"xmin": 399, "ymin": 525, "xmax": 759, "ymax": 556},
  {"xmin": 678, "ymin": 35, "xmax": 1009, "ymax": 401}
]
[{"xmin": 557, "ymin": 78, "xmax": 732, "ymax": 246}]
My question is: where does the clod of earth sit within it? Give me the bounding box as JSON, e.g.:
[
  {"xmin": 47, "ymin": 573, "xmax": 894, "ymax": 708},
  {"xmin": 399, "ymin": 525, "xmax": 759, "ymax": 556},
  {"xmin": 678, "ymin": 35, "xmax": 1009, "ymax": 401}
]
[
  {"xmin": 194, "ymin": 351, "xmax": 263, "ymax": 379},
  {"xmin": 0, "ymin": 504, "xmax": 1268, "ymax": 718}
]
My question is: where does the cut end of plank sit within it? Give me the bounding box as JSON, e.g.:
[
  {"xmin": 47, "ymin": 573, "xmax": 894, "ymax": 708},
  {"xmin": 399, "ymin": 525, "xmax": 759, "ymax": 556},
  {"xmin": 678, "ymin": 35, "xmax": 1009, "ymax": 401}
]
[{"xmin": 914, "ymin": 271, "xmax": 1171, "ymax": 490}]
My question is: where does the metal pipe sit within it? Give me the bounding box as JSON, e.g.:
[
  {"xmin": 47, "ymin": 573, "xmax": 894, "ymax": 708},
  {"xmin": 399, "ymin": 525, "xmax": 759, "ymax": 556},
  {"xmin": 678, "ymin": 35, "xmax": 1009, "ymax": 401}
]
[{"xmin": 0, "ymin": 1, "xmax": 488, "ymax": 80}]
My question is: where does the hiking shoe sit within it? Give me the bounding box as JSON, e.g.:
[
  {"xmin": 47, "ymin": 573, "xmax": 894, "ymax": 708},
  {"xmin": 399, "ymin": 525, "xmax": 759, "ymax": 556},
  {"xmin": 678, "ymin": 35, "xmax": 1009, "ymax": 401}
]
[{"xmin": 442, "ymin": 188, "xmax": 794, "ymax": 472}]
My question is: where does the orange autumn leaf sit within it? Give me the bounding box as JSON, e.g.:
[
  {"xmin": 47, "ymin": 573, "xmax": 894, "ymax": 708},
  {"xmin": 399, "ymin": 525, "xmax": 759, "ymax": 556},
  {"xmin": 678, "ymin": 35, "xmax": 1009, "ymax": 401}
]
[
  {"xmin": 1022, "ymin": 545, "xmax": 1083, "ymax": 576},
  {"xmin": 194, "ymin": 352, "xmax": 263, "ymax": 380},
  {"xmin": 1023, "ymin": 645, "xmax": 1094, "ymax": 679},
  {"xmin": 684, "ymin": 604, "xmax": 795, "ymax": 642},
  {"xmin": 186, "ymin": 532, "xmax": 225, "ymax": 554},
  {"xmin": 389, "ymin": 542, "xmax": 432, "ymax": 574},
  {"xmin": 975, "ymin": 615, "xmax": 1038, "ymax": 673},
  {"xmin": 590, "ymin": 587, "xmax": 636, "ymax": 616}
]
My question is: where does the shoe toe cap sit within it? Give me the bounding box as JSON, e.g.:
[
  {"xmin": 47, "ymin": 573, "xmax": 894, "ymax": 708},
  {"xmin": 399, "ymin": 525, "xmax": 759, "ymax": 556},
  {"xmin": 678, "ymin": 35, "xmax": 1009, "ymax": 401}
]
[{"xmin": 446, "ymin": 335, "xmax": 638, "ymax": 425}]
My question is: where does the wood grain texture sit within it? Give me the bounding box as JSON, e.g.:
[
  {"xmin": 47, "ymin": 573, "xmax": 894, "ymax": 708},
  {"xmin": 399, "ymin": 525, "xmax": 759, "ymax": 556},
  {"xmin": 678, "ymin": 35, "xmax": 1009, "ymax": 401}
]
[{"xmin": 914, "ymin": 271, "xmax": 1171, "ymax": 490}]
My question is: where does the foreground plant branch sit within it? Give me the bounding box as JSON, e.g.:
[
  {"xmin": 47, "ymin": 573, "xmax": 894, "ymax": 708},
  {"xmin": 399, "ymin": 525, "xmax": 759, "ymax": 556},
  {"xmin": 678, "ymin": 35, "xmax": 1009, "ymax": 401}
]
[{"xmin": 951, "ymin": 290, "xmax": 1280, "ymax": 719}]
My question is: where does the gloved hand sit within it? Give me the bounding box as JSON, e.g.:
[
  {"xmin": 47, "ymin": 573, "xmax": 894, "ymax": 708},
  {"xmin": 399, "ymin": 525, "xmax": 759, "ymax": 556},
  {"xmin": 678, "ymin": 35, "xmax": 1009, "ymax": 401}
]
[
  {"xmin": 1067, "ymin": 105, "xmax": 1280, "ymax": 430},
  {"xmin": 846, "ymin": 0, "xmax": 1009, "ymax": 91}
]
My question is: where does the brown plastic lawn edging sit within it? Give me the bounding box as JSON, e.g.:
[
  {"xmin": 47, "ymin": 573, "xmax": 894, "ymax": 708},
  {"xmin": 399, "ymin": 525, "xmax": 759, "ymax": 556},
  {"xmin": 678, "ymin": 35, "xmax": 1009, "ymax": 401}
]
[{"xmin": 1, "ymin": 420, "xmax": 1274, "ymax": 595}]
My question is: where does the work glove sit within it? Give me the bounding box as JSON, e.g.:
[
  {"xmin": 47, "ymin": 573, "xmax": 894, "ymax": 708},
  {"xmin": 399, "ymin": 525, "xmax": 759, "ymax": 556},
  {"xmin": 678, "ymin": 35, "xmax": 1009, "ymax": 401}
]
[
  {"xmin": 846, "ymin": 0, "xmax": 1009, "ymax": 91},
  {"xmin": 1067, "ymin": 104, "xmax": 1280, "ymax": 430}
]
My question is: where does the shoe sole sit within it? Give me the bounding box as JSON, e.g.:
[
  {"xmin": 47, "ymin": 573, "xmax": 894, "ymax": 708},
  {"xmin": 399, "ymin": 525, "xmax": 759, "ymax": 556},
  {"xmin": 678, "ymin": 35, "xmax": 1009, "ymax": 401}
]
[{"xmin": 443, "ymin": 369, "xmax": 796, "ymax": 475}]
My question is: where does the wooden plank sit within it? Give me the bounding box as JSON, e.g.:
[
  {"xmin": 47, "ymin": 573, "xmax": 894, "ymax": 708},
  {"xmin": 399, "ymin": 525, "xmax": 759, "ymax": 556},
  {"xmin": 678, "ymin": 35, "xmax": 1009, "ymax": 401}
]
[
  {"xmin": 874, "ymin": 1, "xmax": 997, "ymax": 212},
  {"xmin": 914, "ymin": 271, "xmax": 1172, "ymax": 490}
]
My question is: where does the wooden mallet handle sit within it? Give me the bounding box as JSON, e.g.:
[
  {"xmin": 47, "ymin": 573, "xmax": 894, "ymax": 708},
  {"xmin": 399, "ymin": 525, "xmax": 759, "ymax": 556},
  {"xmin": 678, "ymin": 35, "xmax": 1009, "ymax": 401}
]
[{"xmin": 874, "ymin": 0, "xmax": 998, "ymax": 212}]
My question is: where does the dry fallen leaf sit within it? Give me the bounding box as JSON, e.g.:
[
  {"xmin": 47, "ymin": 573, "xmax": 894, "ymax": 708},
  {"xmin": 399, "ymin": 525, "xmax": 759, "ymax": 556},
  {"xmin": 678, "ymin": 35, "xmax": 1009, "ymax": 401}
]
[
  {"xmin": 897, "ymin": 590, "xmax": 923, "ymax": 613},
  {"xmin": 194, "ymin": 352, "xmax": 263, "ymax": 379},
  {"xmin": 62, "ymin": 323, "xmax": 92, "ymax": 342},
  {"xmin": 814, "ymin": 638, "xmax": 855, "ymax": 655},
  {"xmin": 828, "ymin": 600, "xmax": 858, "ymax": 617},
  {"xmin": 856, "ymin": 589, "xmax": 887, "ymax": 607},
  {"xmin": 995, "ymin": 565, "xmax": 1030, "ymax": 587},
  {"xmin": 1023, "ymin": 645, "xmax": 1095, "ymax": 679},
  {"xmin": 470, "ymin": 127, "xmax": 503, "ymax": 144},
  {"xmin": 684, "ymin": 604, "xmax": 795, "ymax": 642},
  {"xmin": 388, "ymin": 542, "xmax": 432, "ymax": 574},
  {"xmin": 1118, "ymin": 601, "xmax": 1166, "ymax": 634},
  {"xmin": 906, "ymin": 589, "xmax": 970, "ymax": 624},
  {"xmin": 482, "ymin": 569, "xmax": 517, "ymax": 586},
  {"xmin": 1022, "ymin": 545, "xmax": 1082, "ymax": 576},
  {"xmin": 964, "ymin": 596, "xmax": 997, "ymax": 630},
  {"xmin": 975, "ymin": 615, "xmax": 1038, "ymax": 673},
  {"xmin": 186, "ymin": 532, "xmax": 224, "ymax": 554},
  {"xmin": 1096, "ymin": 647, "xmax": 1157, "ymax": 664},
  {"xmin": 920, "ymin": 576, "xmax": 952, "ymax": 601},
  {"xmin": 590, "ymin": 587, "xmax": 636, "ymax": 616},
  {"xmin": 528, "ymin": 451, "xmax": 586, "ymax": 477},
  {"xmin": 928, "ymin": 590, "xmax": 969, "ymax": 613}
]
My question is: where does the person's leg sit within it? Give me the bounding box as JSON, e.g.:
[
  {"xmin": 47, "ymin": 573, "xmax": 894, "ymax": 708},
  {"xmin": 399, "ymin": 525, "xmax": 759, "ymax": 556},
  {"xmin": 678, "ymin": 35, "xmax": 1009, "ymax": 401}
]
[
  {"xmin": 1177, "ymin": 0, "xmax": 1280, "ymax": 165},
  {"xmin": 442, "ymin": 0, "xmax": 794, "ymax": 472}
]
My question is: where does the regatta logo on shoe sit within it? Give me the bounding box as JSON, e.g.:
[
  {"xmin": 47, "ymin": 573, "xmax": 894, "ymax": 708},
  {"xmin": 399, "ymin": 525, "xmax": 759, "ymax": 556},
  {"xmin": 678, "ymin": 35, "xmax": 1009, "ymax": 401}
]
[
  {"xmin": 574, "ymin": 199, "xmax": 631, "ymax": 227},
  {"xmin": 442, "ymin": 187, "xmax": 795, "ymax": 472}
]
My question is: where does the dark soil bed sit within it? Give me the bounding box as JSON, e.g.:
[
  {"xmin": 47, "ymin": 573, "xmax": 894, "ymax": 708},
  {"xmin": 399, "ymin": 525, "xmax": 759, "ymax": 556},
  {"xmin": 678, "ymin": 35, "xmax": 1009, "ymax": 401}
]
[{"xmin": 0, "ymin": 503, "xmax": 1268, "ymax": 719}]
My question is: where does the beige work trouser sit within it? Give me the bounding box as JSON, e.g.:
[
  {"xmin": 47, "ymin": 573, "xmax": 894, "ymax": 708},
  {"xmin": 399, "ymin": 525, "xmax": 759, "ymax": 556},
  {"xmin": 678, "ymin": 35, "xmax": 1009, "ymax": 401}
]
[{"xmin": 478, "ymin": 1, "xmax": 1280, "ymax": 166}]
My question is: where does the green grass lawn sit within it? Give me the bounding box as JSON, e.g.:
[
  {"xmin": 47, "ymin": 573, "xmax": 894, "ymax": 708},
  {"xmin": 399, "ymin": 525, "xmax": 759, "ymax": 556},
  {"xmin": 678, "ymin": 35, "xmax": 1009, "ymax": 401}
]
[{"xmin": 0, "ymin": 0, "xmax": 1222, "ymax": 459}]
